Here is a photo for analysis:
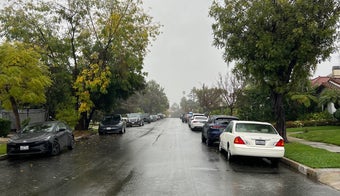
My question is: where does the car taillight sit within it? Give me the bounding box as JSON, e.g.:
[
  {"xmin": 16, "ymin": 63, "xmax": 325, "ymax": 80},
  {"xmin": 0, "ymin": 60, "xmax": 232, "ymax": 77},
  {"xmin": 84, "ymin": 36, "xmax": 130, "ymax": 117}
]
[
  {"xmin": 234, "ymin": 136, "xmax": 245, "ymax": 144},
  {"xmin": 275, "ymin": 139, "xmax": 284, "ymax": 147}
]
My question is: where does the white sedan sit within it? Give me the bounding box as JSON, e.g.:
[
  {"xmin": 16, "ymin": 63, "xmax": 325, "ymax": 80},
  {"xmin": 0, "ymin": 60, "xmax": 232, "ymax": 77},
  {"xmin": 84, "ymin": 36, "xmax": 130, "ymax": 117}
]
[
  {"xmin": 219, "ymin": 120, "xmax": 285, "ymax": 166},
  {"xmin": 190, "ymin": 116, "xmax": 208, "ymax": 130}
]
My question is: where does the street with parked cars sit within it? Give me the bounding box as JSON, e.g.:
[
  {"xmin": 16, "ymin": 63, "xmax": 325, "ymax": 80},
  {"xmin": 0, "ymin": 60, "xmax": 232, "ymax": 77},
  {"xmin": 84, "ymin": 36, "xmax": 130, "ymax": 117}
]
[{"xmin": 0, "ymin": 118, "xmax": 337, "ymax": 195}]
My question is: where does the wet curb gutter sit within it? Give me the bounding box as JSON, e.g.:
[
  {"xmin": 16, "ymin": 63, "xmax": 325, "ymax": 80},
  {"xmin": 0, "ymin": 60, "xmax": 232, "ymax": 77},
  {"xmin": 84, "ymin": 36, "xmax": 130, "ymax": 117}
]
[
  {"xmin": 281, "ymin": 157, "xmax": 318, "ymax": 180},
  {"xmin": 281, "ymin": 157, "xmax": 340, "ymax": 191}
]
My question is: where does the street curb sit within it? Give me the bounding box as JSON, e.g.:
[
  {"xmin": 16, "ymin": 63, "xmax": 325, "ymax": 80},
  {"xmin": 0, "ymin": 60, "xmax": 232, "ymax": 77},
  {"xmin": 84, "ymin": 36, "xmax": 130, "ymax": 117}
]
[
  {"xmin": 281, "ymin": 157, "xmax": 318, "ymax": 181},
  {"xmin": 0, "ymin": 154, "xmax": 7, "ymax": 161}
]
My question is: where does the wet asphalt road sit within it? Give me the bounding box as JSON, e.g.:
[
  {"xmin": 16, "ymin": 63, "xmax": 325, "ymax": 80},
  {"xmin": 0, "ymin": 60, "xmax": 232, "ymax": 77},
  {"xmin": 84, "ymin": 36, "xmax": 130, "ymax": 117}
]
[{"xmin": 0, "ymin": 118, "xmax": 339, "ymax": 196}]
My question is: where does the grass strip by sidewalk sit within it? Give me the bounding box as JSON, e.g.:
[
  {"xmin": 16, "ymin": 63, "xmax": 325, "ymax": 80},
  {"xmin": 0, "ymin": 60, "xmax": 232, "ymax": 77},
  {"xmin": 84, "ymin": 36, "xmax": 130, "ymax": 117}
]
[
  {"xmin": 285, "ymin": 142, "xmax": 340, "ymax": 168},
  {"xmin": 287, "ymin": 126, "xmax": 340, "ymax": 146},
  {"xmin": 0, "ymin": 144, "xmax": 6, "ymax": 155}
]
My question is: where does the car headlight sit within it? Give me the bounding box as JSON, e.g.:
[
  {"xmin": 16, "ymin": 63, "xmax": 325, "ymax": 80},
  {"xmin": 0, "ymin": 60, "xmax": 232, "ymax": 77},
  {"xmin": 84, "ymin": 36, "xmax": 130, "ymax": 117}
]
[{"xmin": 43, "ymin": 136, "xmax": 52, "ymax": 141}]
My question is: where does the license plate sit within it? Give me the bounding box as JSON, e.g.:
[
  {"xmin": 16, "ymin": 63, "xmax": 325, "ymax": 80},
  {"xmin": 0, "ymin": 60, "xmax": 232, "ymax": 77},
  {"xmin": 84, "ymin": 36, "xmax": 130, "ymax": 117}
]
[
  {"xmin": 255, "ymin": 140, "xmax": 265, "ymax": 145},
  {"xmin": 20, "ymin": 146, "xmax": 29, "ymax": 150}
]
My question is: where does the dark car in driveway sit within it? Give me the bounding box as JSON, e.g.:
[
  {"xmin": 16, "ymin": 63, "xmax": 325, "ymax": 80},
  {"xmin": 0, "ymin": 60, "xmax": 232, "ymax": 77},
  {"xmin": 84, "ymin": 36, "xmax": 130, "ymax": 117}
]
[
  {"xmin": 202, "ymin": 115, "xmax": 239, "ymax": 146},
  {"xmin": 7, "ymin": 121, "xmax": 75, "ymax": 156},
  {"xmin": 98, "ymin": 114, "xmax": 126, "ymax": 135}
]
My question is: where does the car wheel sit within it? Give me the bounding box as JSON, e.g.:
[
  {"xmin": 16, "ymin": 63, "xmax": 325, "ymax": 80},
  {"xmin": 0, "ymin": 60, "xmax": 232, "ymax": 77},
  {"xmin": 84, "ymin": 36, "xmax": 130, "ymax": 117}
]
[
  {"xmin": 206, "ymin": 138, "xmax": 213, "ymax": 146},
  {"xmin": 227, "ymin": 147, "xmax": 233, "ymax": 162},
  {"xmin": 218, "ymin": 142, "xmax": 223, "ymax": 152},
  {"xmin": 120, "ymin": 127, "xmax": 126, "ymax": 134},
  {"xmin": 201, "ymin": 134, "xmax": 206, "ymax": 143},
  {"xmin": 50, "ymin": 140, "xmax": 61, "ymax": 156},
  {"xmin": 68, "ymin": 136, "xmax": 75, "ymax": 150}
]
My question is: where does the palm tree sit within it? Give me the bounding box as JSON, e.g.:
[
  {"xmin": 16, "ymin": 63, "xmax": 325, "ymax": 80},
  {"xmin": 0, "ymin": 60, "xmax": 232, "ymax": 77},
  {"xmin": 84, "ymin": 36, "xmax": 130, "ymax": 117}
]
[{"xmin": 319, "ymin": 89, "xmax": 340, "ymax": 110}]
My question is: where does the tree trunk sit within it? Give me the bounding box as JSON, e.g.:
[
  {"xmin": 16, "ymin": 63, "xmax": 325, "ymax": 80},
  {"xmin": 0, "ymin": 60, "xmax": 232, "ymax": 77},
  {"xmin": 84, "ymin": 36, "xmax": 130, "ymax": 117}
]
[
  {"xmin": 272, "ymin": 92, "xmax": 288, "ymax": 142},
  {"xmin": 75, "ymin": 109, "xmax": 95, "ymax": 131},
  {"xmin": 75, "ymin": 112, "xmax": 89, "ymax": 130},
  {"xmin": 9, "ymin": 96, "xmax": 21, "ymax": 131}
]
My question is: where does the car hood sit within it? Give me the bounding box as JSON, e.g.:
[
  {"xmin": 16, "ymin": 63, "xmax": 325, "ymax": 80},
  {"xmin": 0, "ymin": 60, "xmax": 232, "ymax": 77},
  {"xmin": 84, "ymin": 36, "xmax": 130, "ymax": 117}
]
[
  {"xmin": 101, "ymin": 121, "xmax": 121, "ymax": 126},
  {"xmin": 9, "ymin": 132, "xmax": 53, "ymax": 143}
]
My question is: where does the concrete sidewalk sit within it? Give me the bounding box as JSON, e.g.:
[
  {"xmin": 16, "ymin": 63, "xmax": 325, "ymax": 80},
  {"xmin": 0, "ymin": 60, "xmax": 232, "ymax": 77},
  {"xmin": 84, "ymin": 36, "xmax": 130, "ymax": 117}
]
[{"xmin": 286, "ymin": 136, "xmax": 340, "ymax": 191}]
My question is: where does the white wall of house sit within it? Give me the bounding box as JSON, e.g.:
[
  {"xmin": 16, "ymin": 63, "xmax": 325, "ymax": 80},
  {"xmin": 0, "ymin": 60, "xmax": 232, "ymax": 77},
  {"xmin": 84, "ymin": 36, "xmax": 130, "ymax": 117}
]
[{"xmin": 327, "ymin": 102, "xmax": 336, "ymax": 114}]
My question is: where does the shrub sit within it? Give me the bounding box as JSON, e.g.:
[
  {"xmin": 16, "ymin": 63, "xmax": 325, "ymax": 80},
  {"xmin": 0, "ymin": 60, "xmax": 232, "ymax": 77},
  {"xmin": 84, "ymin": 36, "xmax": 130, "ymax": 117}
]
[
  {"xmin": 56, "ymin": 107, "xmax": 79, "ymax": 129},
  {"xmin": 0, "ymin": 118, "xmax": 11, "ymax": 137},
  {"xmin": 298, "ymin": 111, "xmax": 333, "ymax": 121},
  {"xmin": 334, "ymin": 109, "xmax": 340, "ymax": 121}
]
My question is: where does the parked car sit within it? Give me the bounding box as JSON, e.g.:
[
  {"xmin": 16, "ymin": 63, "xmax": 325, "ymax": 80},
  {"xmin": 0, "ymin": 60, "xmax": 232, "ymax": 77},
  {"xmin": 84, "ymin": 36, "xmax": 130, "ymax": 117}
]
[
  {"xmin": 182, "ymin": 112, "xmax": 193, "ymax": 123},
  {"xmin": 202, "ymin": 115, "xmax": 239, "ymax": 146},
  {"xmin": 219, "ymin": 120, "xmax": 285, "ymax": 166},
  {"xmin": 98, "ymin": 114, "xmax": 126, "ymax": 135},
  {"xmin": 190, "ymin": 116, "xmax": 208, "ymax": 131},
  {"xmin": 141, "ymin": 113, "xmax": 152, "ymax": 123},
  {"xmin": 150, "ymin": 115, "xmax": 158, "ymax": 122},
  {"xmin": 126, "ymin": 113, "xmax": 144, "ymax": 127},
  {"xmin": 188, "ymin": 113, "xmax": 205, "ymax": 128},
  {"xmin": 7, "ymin": 121, "xmax": 75, "ymax": 157}
]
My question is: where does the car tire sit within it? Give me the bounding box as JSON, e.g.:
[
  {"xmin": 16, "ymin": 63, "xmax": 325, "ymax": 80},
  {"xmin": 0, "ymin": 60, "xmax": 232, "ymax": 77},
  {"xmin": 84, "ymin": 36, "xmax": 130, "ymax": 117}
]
[
  {"xmin": 201, "ymin": 134, "xmax": 206, "ymax": 143},
  {"xmin": 50, "ymin": 140, "xmax": 61, "ymax": 156},
  {"xmin": 218, "ymin": 142, "xmax": 223, "ymax": 152},
  {"xmin": 120, "ymin": 127, "xmax": 126, "ymax": 134},
  {"xmin": 227, "ymin": 147, "xmax": 233, "ymax": 162},
  {"xmin": 206, "ymin": 138, "xmax": 213, "ymax": 146},
  {"xmin": 68, "ymin": 136, "xmax": 75, "ymax": 150}
]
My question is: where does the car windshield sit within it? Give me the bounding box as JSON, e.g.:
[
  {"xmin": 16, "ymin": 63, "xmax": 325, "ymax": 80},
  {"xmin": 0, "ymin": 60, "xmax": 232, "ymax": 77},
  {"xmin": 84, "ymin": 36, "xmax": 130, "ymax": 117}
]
[
  {"xmin": 195, "ymin": 116, "xmax": 207, "ymax": 120},
  {"xmin": 235, "ymin": 123, "xmax": 277, "ymax": 134},
  {"xmin": 128, "ymin": 113, "xmax": 140, "ymax": 118},
  {"xmin": 21, "ymin": 122, "xmax": 54, "ymax": 134},
  {"xmin": 102, "ymin": 115, "xmax": 121, "ymax": 124},
  {"xmin": 215, "ymin": 118, "xmax": 235, "ymax": 124}
]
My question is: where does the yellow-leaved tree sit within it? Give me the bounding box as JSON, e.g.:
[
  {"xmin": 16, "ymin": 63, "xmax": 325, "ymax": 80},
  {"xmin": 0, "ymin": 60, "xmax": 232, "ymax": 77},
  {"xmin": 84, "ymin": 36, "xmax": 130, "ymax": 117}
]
[{"xmin": 0, "ymin": 42, "xmax": 52, "ymax": 130}]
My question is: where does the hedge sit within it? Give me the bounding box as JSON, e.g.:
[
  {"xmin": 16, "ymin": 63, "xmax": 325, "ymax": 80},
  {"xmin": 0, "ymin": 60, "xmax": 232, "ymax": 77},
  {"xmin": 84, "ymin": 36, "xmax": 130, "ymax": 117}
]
[
  {"xmin": 0, "ymin": 118, "xmax": 11, "ymax": 137},
  {"xmin": 286, "ymin": 120, "xmax": 340, "ymax": 128}
]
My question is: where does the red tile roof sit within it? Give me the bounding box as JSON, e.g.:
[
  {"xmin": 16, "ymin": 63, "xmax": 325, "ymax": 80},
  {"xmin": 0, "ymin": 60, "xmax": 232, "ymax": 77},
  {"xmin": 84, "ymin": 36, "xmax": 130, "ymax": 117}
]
[
  {"xmin": 311, "ymin": 76, "xmax": 330, "ymax": 86},
  {"xmin": 311, "ymin": 76, "xmax": 340, "ymax": 90}
]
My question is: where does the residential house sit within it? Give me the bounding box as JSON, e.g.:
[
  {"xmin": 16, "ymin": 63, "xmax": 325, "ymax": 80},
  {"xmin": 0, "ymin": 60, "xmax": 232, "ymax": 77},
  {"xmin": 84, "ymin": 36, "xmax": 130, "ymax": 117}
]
[{"xmin": 311, "ymin": 66, "xmax": 340, "ymax": 114}]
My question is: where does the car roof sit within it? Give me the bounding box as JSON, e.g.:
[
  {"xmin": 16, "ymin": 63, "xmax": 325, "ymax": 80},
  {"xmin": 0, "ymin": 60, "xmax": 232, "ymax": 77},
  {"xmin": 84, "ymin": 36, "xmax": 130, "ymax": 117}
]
[
  {"xmin": 233, "ymin": 120, "xmax": 272, "ymax": 125},
  {"xmin": 212, "ymin": 115, "xmax": 239, "ymax": 119}
]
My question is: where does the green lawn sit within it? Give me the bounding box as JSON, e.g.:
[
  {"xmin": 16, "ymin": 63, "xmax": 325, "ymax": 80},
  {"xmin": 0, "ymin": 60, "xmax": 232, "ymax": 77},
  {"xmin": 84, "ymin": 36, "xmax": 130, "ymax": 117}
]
[
  {"xmin": 285, "ymin": 142, "xmax": 340, "ymax": 168},
  {"xmin": 287, "ymin": 126, "xmax": 340, "ymax": 146},
  {"xmin": 0, "ymin": 143, "xmax": 6, "ymax": 155}
]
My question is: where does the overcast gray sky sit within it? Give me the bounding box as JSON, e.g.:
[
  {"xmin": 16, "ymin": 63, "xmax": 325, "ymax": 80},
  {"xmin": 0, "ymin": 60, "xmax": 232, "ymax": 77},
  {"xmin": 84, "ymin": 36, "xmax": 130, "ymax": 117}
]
[{"xmin": 142, "ymin": 0, "xmax": 340, "ymax": 106}]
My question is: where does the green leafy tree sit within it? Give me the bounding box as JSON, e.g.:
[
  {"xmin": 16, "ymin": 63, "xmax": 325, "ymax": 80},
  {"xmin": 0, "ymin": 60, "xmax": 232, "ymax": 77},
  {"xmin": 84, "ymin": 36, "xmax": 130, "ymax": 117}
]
[
  {"xmin": 210, "ymin": 0, "xmax": 340, "ymax": 141},
  {"xmin": 192, "ymin": 84, "xmax": 223, "ymax": 114},
  {"xmin": 236, "ymin": 85, "xmax": 274, "ymax": 122},
  {"xmin": 120, "ymin": 80, "xmax": 169, "ymax": 114},
  {"xmin": 0, "ymin": 42, "xmax": 52, "ymax": 130},
  {"xmin": 0, "ymin": 0, "xmax": 160, "ymax": 130}
]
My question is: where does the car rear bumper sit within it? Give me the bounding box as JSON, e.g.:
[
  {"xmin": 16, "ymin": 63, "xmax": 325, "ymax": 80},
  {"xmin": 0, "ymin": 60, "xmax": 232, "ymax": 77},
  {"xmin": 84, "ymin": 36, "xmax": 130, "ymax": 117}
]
[{"xmin": 231, "ymin": 145, "xmax": 285, "ymax": 158}]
